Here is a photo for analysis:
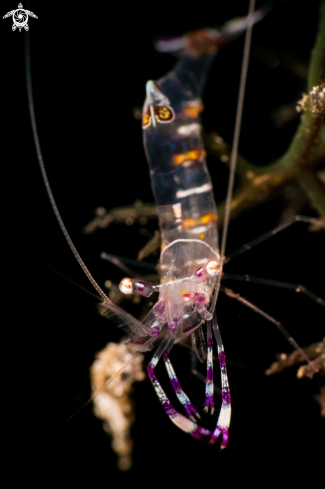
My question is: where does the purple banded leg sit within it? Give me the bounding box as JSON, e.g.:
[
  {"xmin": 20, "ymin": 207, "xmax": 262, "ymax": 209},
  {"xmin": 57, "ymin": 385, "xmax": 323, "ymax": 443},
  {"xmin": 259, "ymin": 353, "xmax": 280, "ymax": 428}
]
[
  {"xmin": 163, "ymin": 349, "xmax": 200, "ymax": 421},
  {"xmin": 147, "ymin": 338, "xmax": 211, "ymax": 441},
  {"xmin": 204, "ymin": 320, "xmax": 214, "ymax": 413},
  {"xmin": 209, "ymin": 313, "xmax": 231, "ymax": 449}
]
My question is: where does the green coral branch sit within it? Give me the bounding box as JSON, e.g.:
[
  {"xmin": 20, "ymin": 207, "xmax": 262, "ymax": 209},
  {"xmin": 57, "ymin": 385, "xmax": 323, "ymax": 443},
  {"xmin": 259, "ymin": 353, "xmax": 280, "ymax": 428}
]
[
  {"xmin": 308, "ymin": 1, "xmax": 325, "ymax": 92},
  {"xmin": 206, "ymin": 1, "xmax": 325, "ymax": 228}
]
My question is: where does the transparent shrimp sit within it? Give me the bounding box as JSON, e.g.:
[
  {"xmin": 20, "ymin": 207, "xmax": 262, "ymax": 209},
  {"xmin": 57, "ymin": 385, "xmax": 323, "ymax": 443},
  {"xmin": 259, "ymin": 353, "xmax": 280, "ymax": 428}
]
[
  {"xmin": 124, "ymin": 10, "xmax": 273, "ymax": 445},
  {"xmin": 12, "ymin": 0, "xmax": 324, "ymax": 474},
  {"xmin": 103, "ymin": 3, "xmax": 324, "ymax": 450},
  {"xmin": 101, "ymin": 3, "xmax": 323, "ymax": 448}
]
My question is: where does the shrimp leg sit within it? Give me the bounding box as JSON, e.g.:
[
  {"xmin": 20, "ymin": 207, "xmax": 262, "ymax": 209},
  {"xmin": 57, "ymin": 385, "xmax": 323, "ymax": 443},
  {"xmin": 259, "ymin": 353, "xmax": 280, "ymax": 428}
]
[
  {"xmin": 190, "ymin": 349, "xmax": 223, "ymax": 398},
  {"xmin": 163, "ymin": 349, "xmax": 201, "ymax": 421},
  {"xmin": 209, "ymin": 312, "xmax": 231, "ymax": 449},
  {"xmin": 222, "ymin": 274, "xmax": 325, "ymax": 307},
  {"xmin": 204, "ymin": 320, "xmax": 215, "ymax": 413},
  {"xmin": 224, "ymin": 216, "xmax": 325, "ymax": 265},
  {"xmin": 147, "ymin": 338, "xmax": 212, "ymax": 441},
  {"xmin": 220, "ymin": 285, "xmax": 319, "ymax": 375}
]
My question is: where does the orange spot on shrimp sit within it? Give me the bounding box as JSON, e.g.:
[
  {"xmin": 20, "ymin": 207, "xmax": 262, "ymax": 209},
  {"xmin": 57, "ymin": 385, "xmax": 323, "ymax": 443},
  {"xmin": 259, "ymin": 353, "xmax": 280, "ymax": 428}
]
[
  {"xmin": 182, "ymin": 290, "xmax": 191, "ymax": 301},
  {"xmin": 182, "ymin": 217, "xmax": 197, "ymax": 228},
  {"xmin": 200, "ymin": 212, "xmax": 218, "ymax": 224},
  {"xmin": 182, "ymin": 212, "xmax": 218, "ymax": 229},
  {"xmin": 182, "ymin": 103, "xmax": 204, "ymax": 118},
  {"xmin": 172, "ymin": 149, "xmax": 206, "ymax": 166},
  {"xmin": 142, "ymin": 108, "xmax": 151, "ymax": 128},
  {"xmin": 198, "ymin": 233, "xmax": 205, "ymax": 239}
]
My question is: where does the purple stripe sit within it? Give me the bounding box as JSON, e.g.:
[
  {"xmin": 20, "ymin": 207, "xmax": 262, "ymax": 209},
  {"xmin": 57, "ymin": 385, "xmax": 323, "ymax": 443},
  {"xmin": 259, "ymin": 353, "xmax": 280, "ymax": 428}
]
[
  {"xmin": 205, "ymin": 395, "xmax": 214, "ymax": 410},
  {"xmin": 209, "ymin": 427, "xmax": 221, "ymax": 444},
  {"xmin": 218, "ymin": 351, "xmax": 225, "ymax": 366},
  {"xmin": 184, "ymin": 401, "xmax": 199, "ymax": 419},
  {"xmin": 221, "ymin": 429, "xmax": 229, "ymax": 449},
  {"xmin": 163, "ymin": 350, "xmax": 170, "ymax": 360},
  {"xmin": 207, "ymin": 337, "xmax": 213, "ymax": 347},
  {"xmin": 147, "ymin": 364, "xmax": 155, "ymax": 379},
  {"xmin": 191, "ymin": 427, "xmax": 213, "ymax": 442},
  {"xmin": 162, "ymin": 400, "xmax": 176, "ymax": 417},
  {"xmin": 222, "ymin": 388, "xmax": 231, "ymax": 404},
  {"xmin": 207, "ymin": 366, "xmax": 213, "ymax": 382},
  {"xmin": 170, "ymin": 377, "xmax": 181, "ymax": 391},
  {"xmin": 150, "ymin": 326, "xmax": 160, "ymax": 337},
  {"xmin": 209, "ymin": 427, "xmax": 229, "ymax": 448}
]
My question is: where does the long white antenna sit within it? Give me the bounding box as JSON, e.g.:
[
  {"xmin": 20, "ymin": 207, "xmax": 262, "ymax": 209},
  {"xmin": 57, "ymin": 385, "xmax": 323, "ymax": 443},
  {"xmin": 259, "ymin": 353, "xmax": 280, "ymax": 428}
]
[
  {"xmin": 210, "ymin": 0, "xmax": 256, "ymax": 314},
  {"xmin": 24, "ymin": 34, "xmax": 166, "ymax": 338},
  {"xmin": 25, "ymin": 34, "xmax": 110, "ymax": 303}
]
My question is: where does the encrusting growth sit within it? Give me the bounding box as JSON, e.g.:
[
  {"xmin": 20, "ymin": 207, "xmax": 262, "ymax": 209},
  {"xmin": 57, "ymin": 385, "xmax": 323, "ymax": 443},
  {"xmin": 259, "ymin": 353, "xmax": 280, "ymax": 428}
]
[{"xmin": 90, "ymin": 342, "xmax": 145, "ymax": 471}]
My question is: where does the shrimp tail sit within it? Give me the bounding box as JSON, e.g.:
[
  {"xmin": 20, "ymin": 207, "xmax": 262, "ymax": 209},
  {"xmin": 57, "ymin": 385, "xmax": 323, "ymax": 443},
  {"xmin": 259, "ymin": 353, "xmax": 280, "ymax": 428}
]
[{"xmin": 154, "ymin": 3, "xmax": 271, "ymax": 56}]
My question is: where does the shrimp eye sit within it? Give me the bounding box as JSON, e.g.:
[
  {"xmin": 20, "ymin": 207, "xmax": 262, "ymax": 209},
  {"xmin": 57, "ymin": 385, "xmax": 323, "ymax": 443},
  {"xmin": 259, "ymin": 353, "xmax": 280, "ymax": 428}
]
[
  {"xmin": 207, "ymin": 259, "xmax": 219, "ymax": 276},
  {"xmin": 119, "ymin": 277, "xmax": 133, "ymax": 295},
  {"xmin": 119, "ymin": 278, "xmax": 155, "ymax": 297},
  {"xmin": 155, "ymin": 105, "xmax": 175, "ymax": 123},
  {"xmin": 194, "ymin": 257, "xmax": 220, "ymax": 283},
  {"xmin": 142, "ymin": 107, "xmax": 151, "ymax": 128}
]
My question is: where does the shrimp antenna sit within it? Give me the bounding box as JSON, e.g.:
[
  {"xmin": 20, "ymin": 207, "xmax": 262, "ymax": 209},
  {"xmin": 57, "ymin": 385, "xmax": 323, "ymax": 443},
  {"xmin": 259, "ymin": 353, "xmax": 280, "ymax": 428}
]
[
  {"xmin": 210, "ymin": 0, "xmax": 257, "ymax": 314},
  {"xmin": 25, "ymin": 33, "xmax": 153, "ymax": 336},
  {"xmin": 24, "ymin": 35, "xmax": 108, "ymax": 304},
  {"xmin": 24, "ymin": 33, "xmax": 150, "ymax": 337}
]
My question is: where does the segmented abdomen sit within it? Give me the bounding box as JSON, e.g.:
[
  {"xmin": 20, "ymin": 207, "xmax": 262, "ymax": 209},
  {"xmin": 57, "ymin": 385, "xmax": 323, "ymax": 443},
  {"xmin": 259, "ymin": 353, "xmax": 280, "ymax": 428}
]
[{"xmin": 142, "ymin": 51, "xmax": 219, "ymax": 271}]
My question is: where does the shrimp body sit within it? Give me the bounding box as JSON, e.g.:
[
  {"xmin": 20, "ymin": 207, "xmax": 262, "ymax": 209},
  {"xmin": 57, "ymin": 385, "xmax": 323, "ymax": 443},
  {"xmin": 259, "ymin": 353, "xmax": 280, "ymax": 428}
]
[
  {"xmin": 142, "ymin": 45, "xmax": 220, "ymax": 338},
  {"xmin": 122, "ymin": 9, "xmax": 268, "ymax": 445},
  {"xmin": 139, "ymin": 7, "xmax": 268, "ymax": 342}
]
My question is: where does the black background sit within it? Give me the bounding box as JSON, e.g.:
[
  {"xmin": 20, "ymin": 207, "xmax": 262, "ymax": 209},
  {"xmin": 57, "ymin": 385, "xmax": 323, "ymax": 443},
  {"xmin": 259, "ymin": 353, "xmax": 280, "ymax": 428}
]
[{"xmin": 3, "ymin": 0, "xmax": 325, "ymax": 486}]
